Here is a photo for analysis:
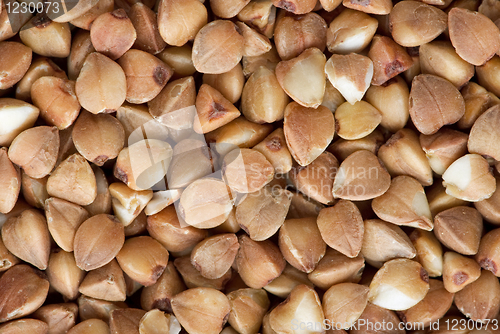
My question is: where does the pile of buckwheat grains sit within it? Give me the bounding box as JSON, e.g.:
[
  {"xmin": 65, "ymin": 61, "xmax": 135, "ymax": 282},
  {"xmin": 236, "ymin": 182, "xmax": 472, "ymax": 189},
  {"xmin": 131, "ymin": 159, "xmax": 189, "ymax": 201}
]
[{"xmin": 2, "ymin": 0, "xmax": 500, "ymax": 333}]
